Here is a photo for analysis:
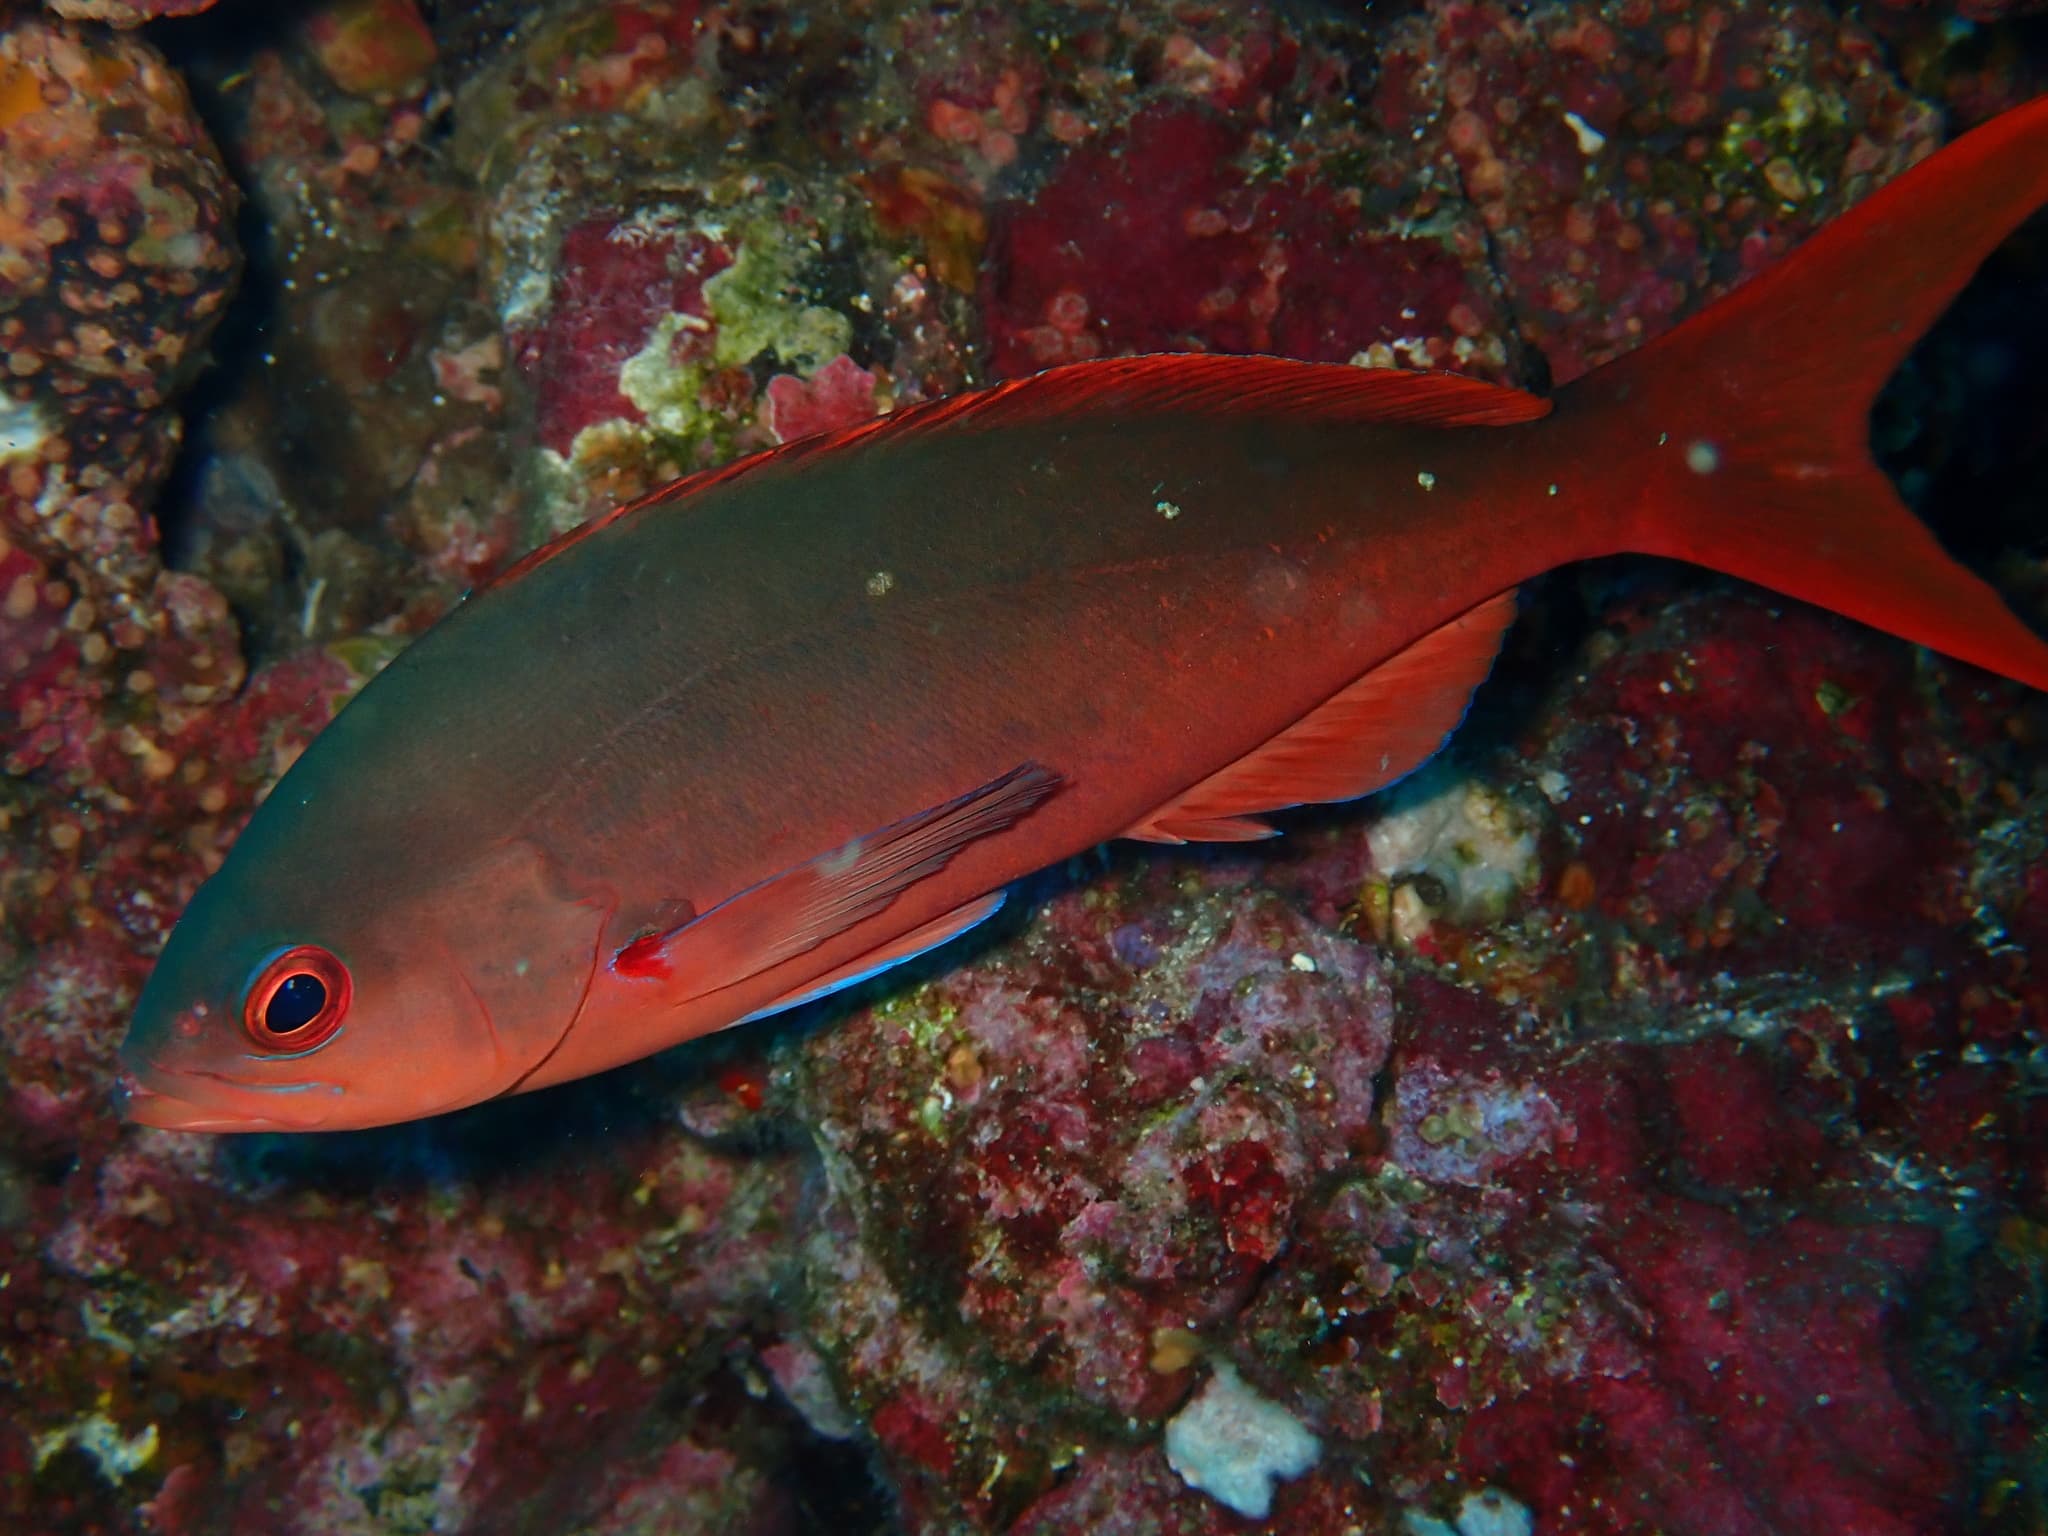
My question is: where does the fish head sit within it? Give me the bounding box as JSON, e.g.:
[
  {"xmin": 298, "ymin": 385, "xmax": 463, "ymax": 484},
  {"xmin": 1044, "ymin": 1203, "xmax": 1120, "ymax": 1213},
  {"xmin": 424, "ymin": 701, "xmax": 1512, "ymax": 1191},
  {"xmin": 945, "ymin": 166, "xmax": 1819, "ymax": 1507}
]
[{"xmin": 120, "ymin": 832, "xmax": 610, "ymax": 1133}]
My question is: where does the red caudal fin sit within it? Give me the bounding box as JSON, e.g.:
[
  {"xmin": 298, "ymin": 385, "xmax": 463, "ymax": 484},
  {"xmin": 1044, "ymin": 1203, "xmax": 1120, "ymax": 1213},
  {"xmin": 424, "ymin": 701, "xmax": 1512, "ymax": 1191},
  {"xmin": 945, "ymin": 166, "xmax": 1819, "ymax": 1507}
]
[{"xmin": 1561, "ymin": 97, "xmax": 2048, "ymax": 691}]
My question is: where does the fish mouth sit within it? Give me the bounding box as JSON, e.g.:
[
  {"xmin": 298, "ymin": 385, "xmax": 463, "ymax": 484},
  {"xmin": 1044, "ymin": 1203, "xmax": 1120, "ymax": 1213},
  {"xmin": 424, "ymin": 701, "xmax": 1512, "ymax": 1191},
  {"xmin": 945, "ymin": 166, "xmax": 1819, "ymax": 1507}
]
[{"xmin": 117, "ymin": 1062, "xmax": 344, "ymax": 1133}]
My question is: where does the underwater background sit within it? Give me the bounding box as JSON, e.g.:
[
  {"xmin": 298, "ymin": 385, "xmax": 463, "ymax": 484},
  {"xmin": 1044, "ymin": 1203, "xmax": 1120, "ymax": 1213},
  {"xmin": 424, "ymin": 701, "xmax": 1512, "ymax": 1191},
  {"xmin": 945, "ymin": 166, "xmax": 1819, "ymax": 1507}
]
[{"xmin": 3, "ymin": 0, "xmax": 2048, "ymax": 1531}]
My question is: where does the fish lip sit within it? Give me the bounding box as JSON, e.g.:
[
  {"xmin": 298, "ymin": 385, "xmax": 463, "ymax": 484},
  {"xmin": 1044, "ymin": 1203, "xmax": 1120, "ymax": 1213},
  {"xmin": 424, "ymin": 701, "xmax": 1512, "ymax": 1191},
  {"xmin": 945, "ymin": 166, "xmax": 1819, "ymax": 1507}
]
[{"xmin": 117, "ymin": 1060, "xmax": 343, "ymax": 1133}]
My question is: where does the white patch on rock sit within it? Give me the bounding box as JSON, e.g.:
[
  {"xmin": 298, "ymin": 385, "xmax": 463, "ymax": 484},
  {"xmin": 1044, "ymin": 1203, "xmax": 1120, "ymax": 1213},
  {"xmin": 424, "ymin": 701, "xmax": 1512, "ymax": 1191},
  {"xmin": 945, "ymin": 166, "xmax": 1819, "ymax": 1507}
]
[
  {"xmin": 0, "ymin": 394, "xmax": 49, "ymax": 461},
  {"xmin": 1164, "ymin": 1360, "xmax": 1320, "ymax": 1519},
  {"xmin": 1404, "ymin": 1487, "xmax": 1536, "ymax": 1536},
  {"xmin": 1456, "ymin": 1487, "xmax": 1536, "ymax": 1536},
  {"xmin": 1367, "ymin": 768, "xmax": 1538, "ymax": 929},
  {"xmin": 1388, "ymin": 1059, "xmax": 1564, "ymax": 1186},
  {"xmin": 33, "ymin": 1412, "xmax": 159, "ymax": 1484},
  {"xmin": 1562, "ymin": 109, "xmax": 1606, "ymax": 155},
  {"xmin": 759, "ymin": 1338, "xmax": 858, "ymax": 1440}
]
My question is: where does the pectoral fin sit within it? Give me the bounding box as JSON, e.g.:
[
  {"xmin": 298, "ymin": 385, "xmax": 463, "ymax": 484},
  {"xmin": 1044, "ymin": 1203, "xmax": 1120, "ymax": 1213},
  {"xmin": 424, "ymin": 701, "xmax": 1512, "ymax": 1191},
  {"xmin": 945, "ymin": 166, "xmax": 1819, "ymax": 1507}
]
[
  {"xmin": 735, "ymin": 890, "xmax": 1008, "ymax": 1025},
  {"xmin": 613, "ymin": 762, "xmax": 1061, "ymax": 1001}
]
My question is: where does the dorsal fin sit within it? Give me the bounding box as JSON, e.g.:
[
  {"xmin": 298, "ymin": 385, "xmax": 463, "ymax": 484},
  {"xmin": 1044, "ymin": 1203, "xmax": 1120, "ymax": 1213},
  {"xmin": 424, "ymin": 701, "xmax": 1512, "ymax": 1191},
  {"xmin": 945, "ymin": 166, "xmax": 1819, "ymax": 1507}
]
[
  {"xmin": 479, "ymin": 456, "xmax": 774, "ymax": 592},
  {"xmin": 907, "ymin": 354, "xmax": 1552, "ymax": 433},
  {"xmin": 482, "ymin": 356, "xmax": 1551, "ymax": 592},
  {"xmin": 1124, "ymin": 590, "xmax": 1519, "ymax": 843}
]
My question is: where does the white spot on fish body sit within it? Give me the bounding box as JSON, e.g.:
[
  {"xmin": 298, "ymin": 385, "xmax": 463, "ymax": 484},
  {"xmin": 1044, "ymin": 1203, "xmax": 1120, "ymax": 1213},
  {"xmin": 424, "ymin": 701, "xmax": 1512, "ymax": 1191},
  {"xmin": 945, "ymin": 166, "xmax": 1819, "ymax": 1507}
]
[
  {"xmin": 1417, "ymin": 471, "xmax": 1437, "ymax": 491},
  {"xmin": 1157, "ymin": 499, "xmax": 1182, "ymax": 519},
  {"xmin": 1686, "ymin": 439, "xmax": 1722, "ymax": 475}
]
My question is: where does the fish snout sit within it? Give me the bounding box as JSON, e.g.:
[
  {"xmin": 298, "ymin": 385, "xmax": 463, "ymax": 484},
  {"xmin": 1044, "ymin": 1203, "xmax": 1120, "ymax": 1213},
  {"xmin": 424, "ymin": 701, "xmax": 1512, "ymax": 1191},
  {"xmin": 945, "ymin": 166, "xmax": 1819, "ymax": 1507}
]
[
  {"xmin": 115, "ymin": 1069, "xmax": 241, "ymax": 1132},
  {"xmin": 115, "ymin": 1059, "xmax": 343, "ymax": 1133}
]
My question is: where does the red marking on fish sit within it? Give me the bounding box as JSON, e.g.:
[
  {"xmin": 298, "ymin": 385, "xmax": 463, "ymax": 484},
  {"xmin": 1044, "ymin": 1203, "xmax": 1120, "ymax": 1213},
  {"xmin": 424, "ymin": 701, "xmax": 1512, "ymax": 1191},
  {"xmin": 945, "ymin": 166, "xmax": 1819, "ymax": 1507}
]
[{"xmin": 613, "ymin": 935, "xmax": 672, "ymax": 982}]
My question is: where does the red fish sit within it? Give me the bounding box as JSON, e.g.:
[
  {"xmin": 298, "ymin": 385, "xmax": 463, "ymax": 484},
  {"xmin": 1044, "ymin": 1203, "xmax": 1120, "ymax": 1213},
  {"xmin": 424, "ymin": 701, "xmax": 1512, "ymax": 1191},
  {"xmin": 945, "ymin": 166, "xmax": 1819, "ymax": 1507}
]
[{"xmin": 121, "ymin": 100, "xmax": 2048, "ymax": 1132}]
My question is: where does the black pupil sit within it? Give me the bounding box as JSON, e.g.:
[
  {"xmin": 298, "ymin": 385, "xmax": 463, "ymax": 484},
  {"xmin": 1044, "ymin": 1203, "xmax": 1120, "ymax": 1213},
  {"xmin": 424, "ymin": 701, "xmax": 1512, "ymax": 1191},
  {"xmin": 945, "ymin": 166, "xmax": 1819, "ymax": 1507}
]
[{"xmin": 266, "ymin": 973, "xmax": 328, "ymax": 1034}]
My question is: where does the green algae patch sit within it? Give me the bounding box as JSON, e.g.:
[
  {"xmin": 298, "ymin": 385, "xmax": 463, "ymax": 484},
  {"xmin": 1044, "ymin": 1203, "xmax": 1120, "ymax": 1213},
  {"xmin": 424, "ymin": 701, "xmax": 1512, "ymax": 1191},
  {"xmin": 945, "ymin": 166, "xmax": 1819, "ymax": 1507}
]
[{"xmin": 705, "ymin": 213, "xmax": 854, "ymax": 376}]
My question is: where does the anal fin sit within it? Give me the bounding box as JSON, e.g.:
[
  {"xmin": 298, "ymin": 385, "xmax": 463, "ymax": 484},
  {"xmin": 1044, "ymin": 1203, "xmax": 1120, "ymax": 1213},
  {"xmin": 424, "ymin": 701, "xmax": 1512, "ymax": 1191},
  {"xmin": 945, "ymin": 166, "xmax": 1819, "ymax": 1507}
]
[
  {"xmin": 1122, "ymin": 590, "xmax": 1518, "ymax": 844},
  {"xmin": 1124, "ymin": 813, "xmax": 1279, "ymax": 844},
  {"xmin": 736, "ymin": 891, "xmax": 1007, "ymax": 1025},
  {"xmin": 614, "ymin": 762, "xmax": 1060, "ymax": 1000}
]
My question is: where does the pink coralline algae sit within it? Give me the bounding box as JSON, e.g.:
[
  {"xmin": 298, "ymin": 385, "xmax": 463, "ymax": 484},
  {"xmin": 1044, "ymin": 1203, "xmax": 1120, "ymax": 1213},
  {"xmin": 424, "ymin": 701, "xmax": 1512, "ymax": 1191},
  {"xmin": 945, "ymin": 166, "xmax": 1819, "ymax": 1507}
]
[
  {"xmin": 764, "ymin": 353, "xmax": 879, "ymax": 444},
  {"xmin": 774, "ymin": 577, "xmax": 2048, "ymax": 1533},
  {"xmin": 0, "ymin": 14, "xmax": 262, "ymax": 977},
  {"xmin": 454, "ymin": 1, "xmax": 979, "ymax": 534},
  {"xmin": 984, "ymin": 105, "xmax": 1505, "ymax": 378},
  {"xmin": 516, "ymin": 217, "xmax": 735, "ymax": 458},
  {"xmin": 1372, "ymin": 0, "xmax": 1940, "ymax": 383},
  {"xmin": 0, "ymin": 17, "xmax": 240, "ymax": 592},
  {"xmin": 979, "ymin": 0, "xmax": 1940, "ymax": 386},
  {"xmin": 797, "ymin": 885, "xmax": 1394, "ymax": 1451},
  {"xmin": 7, "ymin": 0, "xmax": 2048, "ymax": 1533}
]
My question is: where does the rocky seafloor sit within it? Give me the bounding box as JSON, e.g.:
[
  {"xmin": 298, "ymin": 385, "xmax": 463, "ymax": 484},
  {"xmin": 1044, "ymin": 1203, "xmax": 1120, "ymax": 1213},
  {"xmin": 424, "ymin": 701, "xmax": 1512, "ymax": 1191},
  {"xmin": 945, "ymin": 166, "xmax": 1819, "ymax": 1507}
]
[{"xmin": 3, "ymin": 0, "xmax": 2048, "ymax": 1532}]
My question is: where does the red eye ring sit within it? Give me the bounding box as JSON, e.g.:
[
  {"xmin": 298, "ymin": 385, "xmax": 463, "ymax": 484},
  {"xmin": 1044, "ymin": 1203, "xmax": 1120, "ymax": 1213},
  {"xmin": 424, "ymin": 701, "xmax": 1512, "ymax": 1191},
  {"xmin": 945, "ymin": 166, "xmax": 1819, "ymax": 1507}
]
[{"xmin": 242, "ymin": 945, "xmax": 352, "ymax": 1051}]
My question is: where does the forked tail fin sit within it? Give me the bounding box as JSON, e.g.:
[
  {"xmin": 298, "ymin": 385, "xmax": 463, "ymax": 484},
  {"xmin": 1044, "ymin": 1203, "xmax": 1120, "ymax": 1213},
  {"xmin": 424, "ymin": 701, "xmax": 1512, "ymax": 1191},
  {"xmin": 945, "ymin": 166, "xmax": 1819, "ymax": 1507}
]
[{"xmin": 1558, "ymin": 97, "xmax": 2048, "ymax": 691}]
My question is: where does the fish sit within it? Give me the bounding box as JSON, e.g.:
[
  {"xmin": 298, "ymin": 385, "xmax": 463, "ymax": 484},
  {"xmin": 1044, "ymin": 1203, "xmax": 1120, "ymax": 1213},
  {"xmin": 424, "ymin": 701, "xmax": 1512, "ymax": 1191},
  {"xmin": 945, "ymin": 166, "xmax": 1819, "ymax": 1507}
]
[{"xmin": 120, "ymin": 98, "xmax": 2048, "ymax": 1132}]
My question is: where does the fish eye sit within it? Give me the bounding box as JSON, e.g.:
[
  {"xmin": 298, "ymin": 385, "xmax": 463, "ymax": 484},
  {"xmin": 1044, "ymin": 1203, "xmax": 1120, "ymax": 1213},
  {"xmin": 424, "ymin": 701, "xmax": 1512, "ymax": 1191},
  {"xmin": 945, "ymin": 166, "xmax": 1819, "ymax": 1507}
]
[{"xmin": 242, "ymin": 945, "xmax": 352, "ymax": 1052}]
